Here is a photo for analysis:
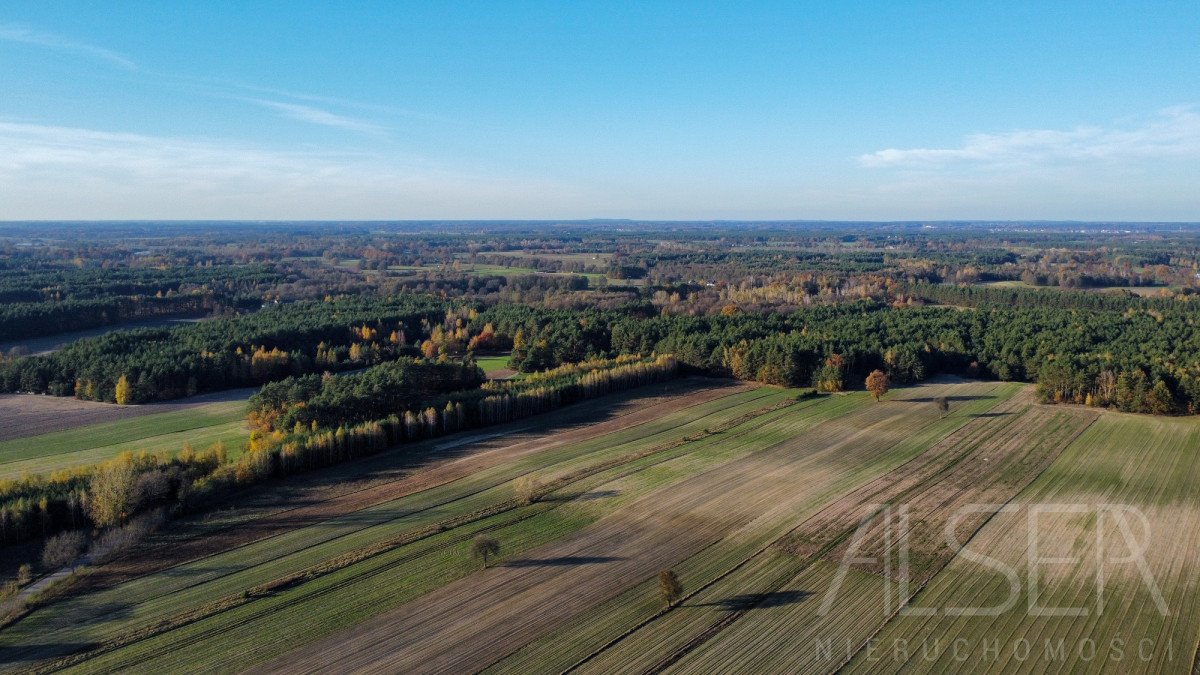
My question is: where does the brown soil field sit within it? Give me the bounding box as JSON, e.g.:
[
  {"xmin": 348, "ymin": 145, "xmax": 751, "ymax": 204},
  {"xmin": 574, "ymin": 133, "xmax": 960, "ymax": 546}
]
[
  {"xmin": 656, "ymin": 398, "xmax": 1100, "ymax": 674},
  {"xmin": 0, "ymin": 386, "xmax": 257, "ymax": 442},
  {"xmin": 258, "ymin": 382, "xmax": 985, "ymax": 674}
]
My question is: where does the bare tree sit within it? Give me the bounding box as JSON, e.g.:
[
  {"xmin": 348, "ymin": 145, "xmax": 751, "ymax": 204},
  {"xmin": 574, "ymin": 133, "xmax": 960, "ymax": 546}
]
[
  {"xmin": 471, "ymin": 535, "xmax": 501, "ymax": 569},
  {"xmin": 658, "ymin": 569, "xmax": 683, "ymax": 608},
  {"xmin": 934, "ymin": 396, "xmax": 949, "ymax": 413},
  {"xmin": 514, "ymin": 476, "xmax": 542, "ymax": 505},
  {"xmin": 41, "ymin": 530, "xmax": 87, "ymax": 570}
]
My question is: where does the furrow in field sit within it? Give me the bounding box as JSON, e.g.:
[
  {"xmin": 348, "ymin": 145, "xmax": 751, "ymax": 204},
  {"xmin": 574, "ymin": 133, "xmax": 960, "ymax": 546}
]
[
  {"xmin": 844, "ymin": 412, "xmax": 1200, "ymax": 675},
  {"xmin": 634, "ymin": 396, "xmax": 1097, "ymax": 675}
]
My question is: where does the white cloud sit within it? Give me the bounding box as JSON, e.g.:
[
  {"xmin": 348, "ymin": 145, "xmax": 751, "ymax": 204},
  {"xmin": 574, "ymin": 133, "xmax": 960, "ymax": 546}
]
[
  {"xmin": 0, "ymin": 22, "xmax": 135, "ymax": 69},
  {"xmin": 0, "ymin": 121, "xmax": 579, "ymax": 219},
  {"xmin": 246, "ymin": 99, "xmax": 386, "ymax": 135},
  {"xmin": 859, "ymin": 107, "xmax": 1200, "ymax": 169}
]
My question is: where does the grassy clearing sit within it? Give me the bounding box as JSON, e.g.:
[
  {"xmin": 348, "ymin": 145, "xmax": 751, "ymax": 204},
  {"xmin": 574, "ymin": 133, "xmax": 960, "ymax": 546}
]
[
  {"xmin": 0, "ymin": 400, "xmax": 248, "ymax": 478},
  {"xmin": 474, "ymin": 354, "xmax": 513, "ymax": 375},
  {"xmin": 845, "ymin": 412, "xmax": 1200, "ymax": 674}
]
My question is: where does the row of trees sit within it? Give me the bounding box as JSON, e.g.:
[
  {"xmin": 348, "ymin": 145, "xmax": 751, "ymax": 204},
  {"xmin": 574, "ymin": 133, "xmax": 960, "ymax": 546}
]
[
  {"xmin": 260, "ymin": 354, "xmax": 678, "ymax": 473},
  {"xmin": 0, "ymin": 354, "xmax": 677, "ymax": 548}
]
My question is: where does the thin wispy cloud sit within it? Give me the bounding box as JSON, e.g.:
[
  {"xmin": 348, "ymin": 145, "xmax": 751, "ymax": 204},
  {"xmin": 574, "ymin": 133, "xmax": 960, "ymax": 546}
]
[
  {"xmin": 0, "ymin": 22, "xmax": 134, "ymax": 69},
  {"xmin": 0, "ymin": 121, "xmax": 576, "ymax": 219},
  {"xmin": 246, "ymin": 98, "xmax": 386, "ymax": 135},
  {"xmin": 859, "ymin": 107, "xmax": 1200, "ymax": 169}
]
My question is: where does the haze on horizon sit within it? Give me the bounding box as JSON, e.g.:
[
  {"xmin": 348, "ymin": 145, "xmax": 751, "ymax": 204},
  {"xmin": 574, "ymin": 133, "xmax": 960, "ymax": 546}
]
[{"xmin": 1, "ymin": 1, "xmax": 1198, "ymax": 221}]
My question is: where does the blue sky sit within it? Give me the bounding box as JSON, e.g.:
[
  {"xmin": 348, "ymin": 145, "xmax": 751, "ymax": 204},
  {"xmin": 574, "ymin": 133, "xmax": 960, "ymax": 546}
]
[{"xmin": 1, "ymin": 1, "xmax": 1198, "ymax": 220}]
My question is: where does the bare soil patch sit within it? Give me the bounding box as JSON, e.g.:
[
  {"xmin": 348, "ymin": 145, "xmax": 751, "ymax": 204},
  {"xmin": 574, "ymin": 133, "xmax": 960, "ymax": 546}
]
[{"xmin": 0, "ymin": 387, "xmax": 256, "ymax": 442}]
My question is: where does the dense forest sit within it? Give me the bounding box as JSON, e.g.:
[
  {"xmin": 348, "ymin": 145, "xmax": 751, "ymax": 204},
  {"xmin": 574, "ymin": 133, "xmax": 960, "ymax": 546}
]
[{"xmin": 0, "ymin": 295, "xmax": 451, "ymax": 402}]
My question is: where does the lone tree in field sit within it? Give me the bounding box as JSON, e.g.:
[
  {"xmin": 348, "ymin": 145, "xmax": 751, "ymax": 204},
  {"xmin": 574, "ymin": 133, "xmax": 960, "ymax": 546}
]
[
  {"xmin": 865, "ymin": 370, "xmax": 890, "ymax": 401},
  {"xmin": 934, "ymin": 396, "xmax": 950, "ymax": 413},
  {"xmin": 658, "ymin": 569, "xmax": 683, "ymax": 608},
  {"xmin": 471, "ymin": 535, "xmax": 501, "ymax": 569}
]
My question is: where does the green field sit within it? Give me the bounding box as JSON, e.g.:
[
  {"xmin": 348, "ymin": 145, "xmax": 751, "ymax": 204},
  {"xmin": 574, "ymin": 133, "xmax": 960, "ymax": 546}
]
[
  {"xmin": 7, "ymin": 380, "xmax": 1200, "ymax": 674},
  {"xmin": 389, "ymin": 261, "xmax": 609, "ymax": 285},
  {"xmin": 474, "ymin": 354, "xmax": 513, "ymax": 375},
  {"xmin": 0, "ymin": 400, "xmax": 249, "ymax": 479}
]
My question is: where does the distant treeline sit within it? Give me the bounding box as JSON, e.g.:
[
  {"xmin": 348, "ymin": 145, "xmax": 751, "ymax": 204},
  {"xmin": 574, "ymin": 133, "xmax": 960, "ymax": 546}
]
[
  {"xmin": 0, "ymin": 295, "xmax": 449, "ymax": 402},
  {"xmin": 6, "ymin": 286, "xmax": 1200, "ymax": 415},
  {"xmin": 0, "ymin": 295, "xmax": 210, "ymax": 344},
  {"xmin": 0, "ymin": 263, "xmax": 282, "ymax": 303},
  {"xmin": 0, "ymin": 264, "xmax": 285, "ymax": 344},
  {"xmin": 908, "ymin": 282, "xmax": 1192, "ymax": 312}
]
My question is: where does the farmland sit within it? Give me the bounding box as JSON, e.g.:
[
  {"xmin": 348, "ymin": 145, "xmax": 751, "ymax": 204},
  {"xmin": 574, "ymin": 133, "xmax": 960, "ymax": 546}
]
[
  {"xmin": 0, "ymin": 376, "xmax": 1072, "ymax": 673},
  {"xmin": 0, "ymin": 369, "xmax": 1196, "ymax": 674},
  {"xmin": 0, "ymin": 397, "xmax": 249, "ymax": 479}
]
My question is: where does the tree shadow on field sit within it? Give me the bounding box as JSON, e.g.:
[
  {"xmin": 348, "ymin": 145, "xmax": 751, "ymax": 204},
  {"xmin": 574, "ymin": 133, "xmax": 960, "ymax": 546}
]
[
  {"xmin": 0, "ymin": 642, "xmax": 99, "ymax": 665},
  {"xmin": 902, "ymin": 395, "xmax": 995, "ymax": 404},
  {"xmin": 502, "ymin": 556, "xmax": 624, "ymax": 568},
  {"xmin": 695, "ymin": 590, "xmax": 812, "ymax": 611},
  {"xmin": 545, "ymin": 489, "xmax": 619, "ymax": 503},
  {"xmin": 157, "ymin": 564, "xmax": 244, "ymax": 578},
  {"xmin": 969, "ymin": 411, "xmax": 1014, "ymax": 418}
]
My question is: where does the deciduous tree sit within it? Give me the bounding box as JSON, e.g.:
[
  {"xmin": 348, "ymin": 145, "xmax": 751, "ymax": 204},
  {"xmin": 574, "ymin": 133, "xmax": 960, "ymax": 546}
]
[
  {"xmin": 865, "ymin": 369, "xmax": 890, "ymax": 401},
  {"xmin": 471, "ymin": 535, "xmax": 501, "ymax": 569},
  {"xmin": 658, "ymin": 569, "xmax": 683, "ymax": 608}
]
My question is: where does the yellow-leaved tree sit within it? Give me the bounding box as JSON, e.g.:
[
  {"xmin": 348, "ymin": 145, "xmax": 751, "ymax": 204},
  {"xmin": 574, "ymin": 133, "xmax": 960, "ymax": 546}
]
[
  {"xmin": 114, "ymin": 375, "xmax": 132, "ymax": 405},
  {"xmin": 88, "ymin": 454, "xmax": 138, "ymax": 527}
]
